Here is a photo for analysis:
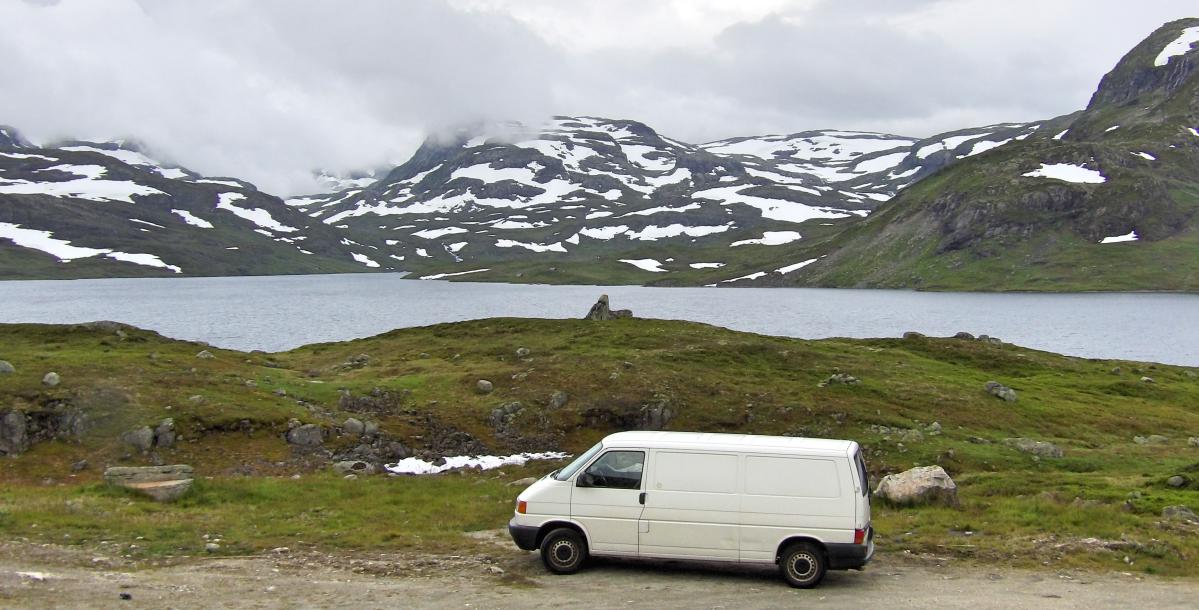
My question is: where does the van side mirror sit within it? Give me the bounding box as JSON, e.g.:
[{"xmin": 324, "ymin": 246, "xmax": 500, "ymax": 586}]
[{"xmin": 576, "ymin": 472, "xmax": 595, "ymax": 487}]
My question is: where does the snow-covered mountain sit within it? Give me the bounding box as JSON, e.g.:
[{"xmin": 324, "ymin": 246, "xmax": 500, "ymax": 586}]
[{"xmin": 0, "ymin": 131, "xmax": 381, "ymax": 278}]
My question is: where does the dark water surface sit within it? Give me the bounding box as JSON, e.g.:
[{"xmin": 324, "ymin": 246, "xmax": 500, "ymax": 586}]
[{"xmin": 1, "ymin": 274, "xmax": 1196, "ymax": 365}]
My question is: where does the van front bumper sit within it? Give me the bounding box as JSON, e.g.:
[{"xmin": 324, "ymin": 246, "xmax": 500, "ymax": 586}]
[{"xmin": 508, "ymin": 518, "xmax": 540, "ymax": 551}]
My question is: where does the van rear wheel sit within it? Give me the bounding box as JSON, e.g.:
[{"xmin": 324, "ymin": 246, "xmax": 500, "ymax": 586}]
[
  {"xmin": 540, "ymin": 528, "xmax": 587, "ymax": 574},
  {"xmin": 780, "ymin": 542, "xmax": 826, "ymax": 588}
]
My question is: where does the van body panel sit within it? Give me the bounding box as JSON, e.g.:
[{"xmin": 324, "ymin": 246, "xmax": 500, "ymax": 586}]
[
  {"xmin": 570, "ymin": 486, "xmax": 642, "ymax": 553},
  {"xmin": 638, "ymin": 449, "xmax": 740, "ymax": 559}
]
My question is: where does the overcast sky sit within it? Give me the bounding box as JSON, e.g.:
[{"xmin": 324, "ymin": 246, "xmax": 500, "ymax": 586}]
[{"xmin": 1, "ymin": 0, "xmax": 1195, "ymax": 195}]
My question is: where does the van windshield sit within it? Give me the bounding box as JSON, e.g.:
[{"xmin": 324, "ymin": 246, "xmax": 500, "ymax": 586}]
[{"xmin": 553, "ymin": 442, "xmax": 602, "ymax": 481}]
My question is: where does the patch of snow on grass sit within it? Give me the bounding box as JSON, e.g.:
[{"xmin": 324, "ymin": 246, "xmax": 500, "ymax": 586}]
[
  {"xmin": 775, "ymin": 257, "xmax": 820, "ymax": 274},
  {"xmin": 619, "ymin": 258, "xmax": 667, "ymax": 272},
  {"xmin": 491, "ymin": 220, "xmax": 548, "ymax": 229},
  {"xmin": 418, "ymin": 268, "xmax": 490, "ymax": 280},
  {"xmin": 579, "ymin": 225, "xmax": 630, "ymax": 240},
  {"xmin": 621, "ymin": 203, "xmax": 700, "ymax": 217},
  {"xmin": 496, "ymin": 239, "xmax": 567, "ymax": 253},
  {"xmin": 413, "ymin": 226, "xmax": 468, "ymax": 239},
  {"xmin": 172, "ymin": 209, "xmax": 213, "ymax": 228},
  {"xmin": 585, "ymin": 211, "xmax": 613, "ymax": 219},
  {"xmin": 963, "ymin": 138, "xmax": 1013, "ymax": 157},
  {"xmin": 1053, "ymin": 129, "xmax": 1069, "ymax": 140},
  {"xmin": 0, "ymin": 152, "xmax": 57, "ymax": 161},
  {"xmin": 0, "ymin": 221, "xmax": 180, "ymax": 271},
  {"xmin": 693, "ymin": 186, "xmax": 850, "ymax": 223},
  {"xmin": 1105, "ymin": 125, "xmax": 1120, "ymax": 132},
  {"xmin": 351, "ymin": 252, "xmax": 380, "ymax": 268},
  {"xmin": 385, "ymin": 451, "xmax": 568, "ymax": 475},
  {"xmin": 916, "ymin": 133, "xmax": 990, "ymax": 158},
  {"xmin": 1189, "ymin": 127, "xmax": 1199, "ymax": 137},
  {"xmin": 105, "ymin": 252, "xmax": 181, "ymax": 273},
  {"xmin": 216, "ymin": 193, "xmax": 298, "ymax": 232},
  {"xmin": 1099, "ymin": 231, "xmax": 1138, "ymax": 244},
  {"xmin": 689, "ymin": 262, "xmax": 725, "ymax": 269},
  {"xmin": 1154, "ymin": 26, "xmax": 1199, "ymax": 67},
  {"xmin": 0, "ymin": 163, "xmax": 167, "ymax": 203},
  {"xmin": 853, "ymin": 151, "xmax": 908, "ymax": 173},
  {"xmin": 1022, "ymin": 163, "xmax": 1106, "ymax": 184},
  {"xmin": 1132, "ymin": 151, "xmax": 1156, "ymax": 161},
  {"xmin": 626, "ymin": 224, "xmax": 731, "ymax": 241},
  {"xmin": 720, "ymin": 271, "xmax": 766, "ymax": 283},
  {"xmin": 730, "ymin": 231, "xmax": 801, "ymax": 247},
  {"xmin": 415, "ymin": 248, "xmax": 430, "ymax": 258}
]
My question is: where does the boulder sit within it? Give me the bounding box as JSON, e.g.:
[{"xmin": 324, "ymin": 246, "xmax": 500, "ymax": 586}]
[
  {"xmin": 584, "ymin": 294, "xmax": 633, "ymax": 321},
  {"xmin": 902, "ymin": 331, "xmax": 925, "ymax": 340},
  {"xmin": 476, "ymin": 380, "xmax": 494, "ymax": 394},
  {"xmin": 0, "ymin": 360, "xmax": 14, "ymax": 374},
  {"xmin": 952, "ymin": 332, "xmax": 974, "ymax": 340},
  {"xmin": 104, "ymin": 465, "xmax": 194, "ymax": 502},
  {"xmin": 342, "ymin": 418, "xmax": 365, "ymax": 437},
  {"xmin": 819, "ymin": 373, "xmax": 860, "ymax": 387},
  {"xmin": 874, "ymin": 466, "xmax": 959, "ymax": 507},
  {"xmin": 640, "ymin": 399, "xmax": 674, "ymax": 430},
  {"xmin": 196, "ymin": 350, "xmax": 214, "ymax": 359},
  {"xmin": 1166, "ymin": 475, "xmax": 1188, "ymax": 488},
  {"xmin": 1190, "ymin": 437, "xmax": 1199, "ymax": 448},
  {"xmin": 42, "ymin": 372, "xmax": 60, "ymax": 387},
  {"xmin": 70, "ymin": 459, "xmax": 88, "ymax": 472},
  {"xmin": 548, "ymin": 390, "xmax": 569, "ymax": 410},
  {"xmin": 1133, "ymin": 434, "xmax": 1169, "ymax": 445},
  {"xmin": 1004, "ymin": 437, "xmax": 1063, "ymax": 458},
  {"xmin": 985, "ymin": 381, "xmax": 1017, "ymax": 402},
  {"xmin": 332, "ymin": 460, "xmax": 375, "ymax": 476},
  {"xmin": 488, "ymin": 402, "xmax": 524, "ymax": 433},
  {"xmin": 1162, "ymin": 505, "xmax": 1198, "ymax": 523},
  {"xmin": 363, "ymin": 421, "xmax": 380, "ymax": 437},
  {"xmin": 285, "ymin": 424, "xmax": 324, "ymax": 447},
  {"xmin": 120, "ymin": 426, "xmax": 155, "ymax": 453},
  {"xmin": 153, "ymin": 418, "xmax": 176, "ymax": 449},
  {"xmin": 0, "ymin": 410, "xmax": 29, "ymax": 456},
  {"xmin": 515, "ymin": 347, "xmax": 531, "ymax": 358},
  {"xmin": 1140, "ymin": 376, "xmax": 1155, "ymax": 384},
  {"xmin": 508, "ymin": 477, "xmax": 538, "ymax": 487}
]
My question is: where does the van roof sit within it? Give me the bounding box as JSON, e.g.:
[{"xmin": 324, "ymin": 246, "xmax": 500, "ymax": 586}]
[{"xmin": 601, "ymin": 431, "xmax": 857, "ymax": 455}]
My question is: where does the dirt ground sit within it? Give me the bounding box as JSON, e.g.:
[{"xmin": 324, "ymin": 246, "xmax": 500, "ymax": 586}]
[{"xmin": 2, "ymin": 535, "xmax": 1197, "ymax": 609}]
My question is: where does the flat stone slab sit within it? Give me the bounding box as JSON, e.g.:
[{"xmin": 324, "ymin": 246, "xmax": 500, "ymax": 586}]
[{"xmin": 104, "ymin": 465, "xmax": 195, "ymax": 502}]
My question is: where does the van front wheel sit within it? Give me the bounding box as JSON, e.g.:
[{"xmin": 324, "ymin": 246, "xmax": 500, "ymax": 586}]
[
  {"xmin": 780, "ymin": 542, "xmax": 826, "ymax": 588},
  {"xmin": 540, "ymin": 528, "xmax": 588, "ymax": 574}
]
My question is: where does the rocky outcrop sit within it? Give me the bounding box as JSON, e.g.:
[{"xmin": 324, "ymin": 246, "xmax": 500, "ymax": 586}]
[
  {"xmin": 1004, "ymin": 437, "xmax": 1064, "ymax": 458},
  {"xmin": 104, "ymin": 464, "xmax": 194, "ymax": 502},
  {"xmin": 0, "ymin": 410, "xmax": 28, "ymax": 456},
  {"xmin": 332, "ymin": 460, "xmax": 376, "ymax": 476},
  {"xmin": 1134, "ymin": 434, "xmax": 1169, "ymax": 445},
  {"xmin": 285, "ymin": 423, "xmax": 324, "ymax": 447},
  {"xmin": 874, "ymin": 465, "xmax": 959, "ymax": 507},
  {"xmin": 819, "ymin": 373, "xmax": 860, "ymax": 387},
  {"xmin": 548, "ymin": 390, "xmax": 569, "ymax": 410},
  {"xmin": 342, "ymin": 418, "xmax": 365, "ymax": 437},
  {"xmin": 985, "ymin": 381, "xmax": 1017, "ymax": 402},
  {"xmin": 0, "ymin": 360, "xmax": 14, "ymax": 374},
  {"xmin": 1, "ymin": 406, "xmax": 88, "ymax": 457},
  {"xmin": 583, "ymin": 295, "xmax": 633, "ymax": 321},
  {"xmin": 154, "ymin": 418, "xmax": 176, "ymax": 449},
  {"xmin": 121, "ymin": 426, "xmax": 155, "ymax": 453},
  {"xmin": 1163, "ymin": 505, "xmax": 1199, "ymax": 523}
]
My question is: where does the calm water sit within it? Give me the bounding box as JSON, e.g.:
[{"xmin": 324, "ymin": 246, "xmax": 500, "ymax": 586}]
[{"xmin": 1, "ymin": 273, "xmax": 1196, "ymax": 365}]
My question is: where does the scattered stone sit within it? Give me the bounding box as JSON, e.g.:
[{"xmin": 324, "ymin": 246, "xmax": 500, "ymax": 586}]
[
  {"xmin": 583, "ymin": 294, "xmax": 634, "ymax": 320},
  {"xmin": 1111, "ymin": 366, "xmax": 1123, "ymax": 375},
  {"xmin": 343, "ymin": 474, "xmax": 358, "ymax": 480},
  {"xmin": 244, "ymin": 379, "xmax": 257, "ymax": 388},
  {"xmin": 418, "ymin": 353, "xmax": 431, "ymax": 359},
  {"xmin": 188, "ymin": 395, "xmax": 206, "ymax": 404},
  {"xmin": 819, "ymin": 373, "xmax": 860, "ymax": 387},
  {"xmin": 1184, "ymin": 370, "xmax": 1198, "ymax": 379},
  {"xmin": 0, "ymin": 360, "xmax": 14, "ymax": 374},
  {"xmin": 342, "ymin": 418, "xmax": 365, "ymax": 437},
  {"xmin": 488, "ymin": 402, "xmax": 524, "ymax": 433},
  {"xmin": 273, "ymin": 388, "xmax": 287, "ymax": 397},
  {"xmin": 1133, "ymin": 435, "xmax": 1169, "ymax": 445},
  {"xmin": 1004, "ymin": 437, "xmax": 1063, "ymax": 458},
  {"xmin": 271, "ymin": 547, "xmax": 290, "ymax": 554},
  {"xmin": 926, "ymin": 421, "xmax": 942, "ymax": 435},
  {"xmin": 640, "ymin": 399, "xmax": 674, "ymax": 430},
  {"xmin": 1162, "ymin": 505, "xmax": 1198, "ymax": 523},
  {"xmin": 205, "ymin": 542, "xmax": 220, "ymax": 552},
  {"xmin": 966, "ymin": 436, "xmax": 990, "ymax": 444},
  {"xmin": 985, "ymin": 381, "xmax": 1017, "ymax": 402},
  {"xmin": 153, "ymin": 418, "xmax": 176, "ymax": 449},
  {"xmin": 332, "ymin": 460, "xmax": 375, "ymax": 476},
  {"xmin": 902, "ymin": 331, "xmax": 925, "ymax": 340},
  {"xmin": 952, "ymin": 332, "xmax": 974, "ymax": 340},
  {"xmin": 1140, "ymin": 376, "xmax": 1155, "ymax": 384},
  {"xmin": 977, "ymin": 335, "xmax": 1003, "ymax": 345},
  {"xmin": 285, "ymin": 424, "xmax": 324, "ymax": 447},
  {"xmin": 1189, "ymin": 437, "xmax": 1199, "ymax": 447},
  {"xmin": 363, "ymin": 421, "xmax": 380, "ymax": 437},
  {"xmin": 508, "ymin": 477, "xmax": 538, "ymax": 487},
  {"xmin": 548, "ymin": 390, "xmax": 569, "ymax": 410},
  {"xmin": 104, "ymin": 465, "xmax": 194, "ymax": 502},
  {"xmin": 874, "ymin": 465, "xmax": 959, "ymax": 507},
  {"xmin": 341, "ymin": 353, "xmax": 371, "ymax": 369},
  {"xmin": 120, "ymin": 426, "xmax": 155, "ymax": 453},
  {"xmin": 515, "ymin": 347, "xmax": 531, "ymax": 358},
  {"xmin": 71, "ymin": 459, "xmax": 89, "ymax": 473},
  {"xmin": 476, "ymin": 380, "xmax": 494, "ymax": 394},
  {"xmin": 42, "ymin": 372, "xmax": 60, "ymax": 387},
  {"xmin": 196, "ymin": 350, "xmax": 214, "ymax": 359},
  {"xmin": 1166, "ymin": 475, "xmax": 1188, "ymax": 488},
  {"xmin": 487, "ymin": 565, "xmax": 505, "ymax": 576}
]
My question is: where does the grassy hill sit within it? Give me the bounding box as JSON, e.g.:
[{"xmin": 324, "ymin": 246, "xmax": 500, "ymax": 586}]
[{"xmin": 1, "ymin": 318, "xmax": 1198, "ymax": 573}]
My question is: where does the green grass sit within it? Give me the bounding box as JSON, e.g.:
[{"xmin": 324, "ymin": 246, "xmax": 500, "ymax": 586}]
[{"xmin": 2, "ymin": 318, "xmax": 1198, "ymax": 574}]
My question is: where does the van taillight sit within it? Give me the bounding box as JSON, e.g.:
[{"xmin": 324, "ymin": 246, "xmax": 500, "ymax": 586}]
[
  {"xmin": 517, "ymin": 500, "xmax": 527, "ymax": 514},
  {"xmin": 854, "ymin": 528, "xmax": 867, "ymax": 545}
]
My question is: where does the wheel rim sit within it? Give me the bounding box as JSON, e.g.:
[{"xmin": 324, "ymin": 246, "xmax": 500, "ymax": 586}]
[
  {"xmin": 550, "ymin": 539, "xmax": 578, "ymax": 567},
  {"xmin": 787, "ymin": 552, "xmax": 818, "ymax": 582}
]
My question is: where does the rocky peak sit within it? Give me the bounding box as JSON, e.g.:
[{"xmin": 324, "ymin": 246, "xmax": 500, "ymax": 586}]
[
  {"xmin": 0, "ymin": 125, "xmax": 32, "ymax": 149},
  {"xmin": 1085, "ymin": 17, "xmax": 1199, "ymax": 111}
]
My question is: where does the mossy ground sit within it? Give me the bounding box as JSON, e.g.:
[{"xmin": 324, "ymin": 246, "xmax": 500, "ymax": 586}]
[{"xmin": 1, "ymin": 318, "xmax": 1198, "ymax": 575}]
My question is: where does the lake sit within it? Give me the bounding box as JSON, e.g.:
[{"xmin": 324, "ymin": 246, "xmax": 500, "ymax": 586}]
[{"xmin": 1, "ymin": 273, "xmax": 1196, "ymax": 365}]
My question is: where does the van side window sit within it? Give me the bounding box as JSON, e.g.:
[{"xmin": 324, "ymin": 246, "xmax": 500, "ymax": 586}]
[{"xmin": 582, "ymin": 451, "xmax": 644, "ymax": 489}]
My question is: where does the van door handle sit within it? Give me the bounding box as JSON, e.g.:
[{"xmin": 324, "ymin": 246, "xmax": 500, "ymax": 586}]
[{"xmin": 639, "ymin": 492, "xmax": 646, "ymax": 505}]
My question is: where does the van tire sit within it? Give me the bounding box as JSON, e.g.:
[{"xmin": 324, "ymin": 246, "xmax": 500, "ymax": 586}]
[
  {"xmin": 540, "ymin": 528, "xmax": 587, "ymax": 574},
  {"xmin": 779, "ymin": 542, "xmax": 826, "ymax": 588}
]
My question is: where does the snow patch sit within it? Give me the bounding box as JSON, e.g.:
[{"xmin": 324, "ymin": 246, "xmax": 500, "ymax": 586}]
[
  {"xmin": 775, "ymin": 257, "xmax": 821, "ymax": 274},
  {"xmin": 0, "ymin": 221, "xmax": 180, "ymax": 272},
  {"xmin": 216, "ymin": 193, "xmax": 298, "ymax": 232},
  {"xmin": 495, "ymin": 239, "xmax": 567, "ymax": 253},
  {"xmin": 689, "ymin": 262, "xmax": 725, "ymax": 269},
  {"xmin": 730, "ymin": 231, "xmax": 802, "ymax": 247},
  {"xmin": 1099, "ymin": 231, "xmax": 1138, "ymax": 244},
  {"xmin": 720, "ymin": 271, "xmax": 766, "ymax": 283},
  {"xmin": 626, "ymin": 224, "xmax": 731, "ymax": 241},
  {"xmin": 693, "ymin": 186, "xmax": 849, "ymax": 223},
  {"xmin": 412, "ymin": 226, "xmax": 468, "ymax": 239},
  {"xmin": 351, "ymin": 252, "xmax": 380, "ymax": 268},
  {"xmin": 619, "ymin": 258, "xmax": 667, "ymax": 272},
  {"xmin": 1022, "ymin": 163, "xmax": 1106, "ymax": 184},
  {"xmin": 1154, "ymin": 26, "xmax": 1199, "ymax": 67},
  {"xmin": 171, "ymin": 209, "xmax": 213, "ymax": 228},
  {"xmin": 1053, "ymin": 129, "xmax": 1069, "ymax": 140},
  {"xmin": 1131, "ymin": 151, "xmax": 1156, "ymax": 161},
  {"xmin": 385, "ymin": 451, "xmax": 567, "ymax": 475},
  {"xmin": 419, "ymin": 268, "xmax": 490, "ymax": 280}
]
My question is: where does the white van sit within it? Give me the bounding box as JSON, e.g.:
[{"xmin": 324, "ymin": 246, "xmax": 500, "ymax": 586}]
[{"xmin": 508, "ymin": 431, "xmax": 873, "ymax": 588}]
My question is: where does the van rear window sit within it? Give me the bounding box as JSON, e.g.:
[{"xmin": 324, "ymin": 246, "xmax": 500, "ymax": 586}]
[
  {"xmin": 855, "ymin": 450, "xmax": 869, "ymax": 496},
  {"xmin": 744, "ymin": 456, "xmax": 840, "ymax": 498}
]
